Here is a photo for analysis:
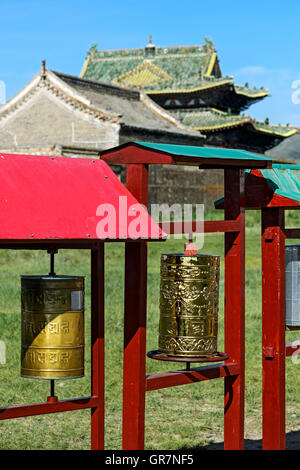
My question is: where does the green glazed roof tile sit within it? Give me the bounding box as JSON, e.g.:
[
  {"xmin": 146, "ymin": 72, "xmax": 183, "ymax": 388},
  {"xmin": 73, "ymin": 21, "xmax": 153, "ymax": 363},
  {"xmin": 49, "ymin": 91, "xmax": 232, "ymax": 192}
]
[
  {"xmin": 169, "ymin": 108, "xmax": 250, "ymax": 130},
  {"xmin": 168, "ymin": 108, "xmax": 297, "ymax": 137},
  {"xmin": 81, "ymin": 40, "xmax": 268, "ymax": 97}
]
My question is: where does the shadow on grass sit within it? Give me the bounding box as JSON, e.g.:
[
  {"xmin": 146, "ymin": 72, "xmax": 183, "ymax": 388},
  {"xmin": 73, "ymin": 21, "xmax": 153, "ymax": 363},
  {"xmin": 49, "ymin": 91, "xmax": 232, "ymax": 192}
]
[{"xmin": 178, "ymin": 430, "xmax": 300, "ymax": 450}]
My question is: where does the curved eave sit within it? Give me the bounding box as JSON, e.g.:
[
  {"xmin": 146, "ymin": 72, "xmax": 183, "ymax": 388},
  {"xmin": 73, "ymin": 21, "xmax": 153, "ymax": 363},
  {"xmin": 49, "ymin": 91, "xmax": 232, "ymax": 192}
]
[
  {"xmin": 234, "ymin": 85, "xmax": 269, "ymax": 99},
  {"xmin": 252, "ymin": 125, "xmax": 298, "ymax": 137},
  {"xmin": 194, "ymin": 119, "xmax": 250, "ymax": 132},
  {"xmin": 145, "ymin": 79, "xmax": 233, "ymax": 95},
  {"xmin": 146, "ymin": 81, "xmax": 269, "ymax": 102},
  {"xmin": 194, "ymin": 119, "xmax": 298, "ymax": 138}
]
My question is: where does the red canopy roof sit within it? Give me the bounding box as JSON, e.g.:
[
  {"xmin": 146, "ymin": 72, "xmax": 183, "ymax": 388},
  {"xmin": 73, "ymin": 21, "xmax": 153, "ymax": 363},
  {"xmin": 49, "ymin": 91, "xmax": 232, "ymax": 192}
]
[{"xmin": 0, "ymin": 153, "xmax": 165, "ymax": 242}]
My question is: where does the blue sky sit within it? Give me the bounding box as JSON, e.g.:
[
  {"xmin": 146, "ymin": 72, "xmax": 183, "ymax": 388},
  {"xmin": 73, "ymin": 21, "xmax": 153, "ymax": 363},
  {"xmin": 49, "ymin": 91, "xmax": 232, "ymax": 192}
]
[{"xmin": 1, "ymin": 0, "xmax": 300, "ymax": 126}]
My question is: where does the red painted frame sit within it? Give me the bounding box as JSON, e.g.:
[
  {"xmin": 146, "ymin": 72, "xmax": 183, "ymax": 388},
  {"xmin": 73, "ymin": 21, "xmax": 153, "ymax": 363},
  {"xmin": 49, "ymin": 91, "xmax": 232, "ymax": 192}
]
[
  {"xmin": 124, "ymin": 167, "xmax": 245, "ymax": 450},
  {"xmin": 0, "ymin": 242, "xmax": 105, "ymax": 449},
  {"xmin": 261, "ymin": 210, "xmax": 300, "ymax": 450},
  {"xmin": 0, "ymin": 152, "xmax": 168, "ymax": 450},
  {"xmin": 216, "ymin": 167, "xmax": 300, "ymax": 450},
  {"xmin": 100, "ymin": 148, "xmax": 264, "ymax": 450},
  {"xmin": 261, "ymin": 208, "xmax": 286, "ymax": 449},
  {"xmin": 225, "ymin": 168, "xmax": 300, "ymax": 450}
]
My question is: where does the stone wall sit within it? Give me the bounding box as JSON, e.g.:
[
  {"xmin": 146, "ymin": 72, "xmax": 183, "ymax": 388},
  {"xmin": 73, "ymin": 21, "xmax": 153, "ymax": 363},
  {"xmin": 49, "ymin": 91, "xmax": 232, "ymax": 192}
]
[
  {"xmin": 0, "ymin": 88, "xmax": 119, "ymax": 153},
  {"xmin": 117, "ymin": 164, "xmax": 223, "ymax": 208},
  {"xmin": 149, "ymin": 165, "xmax": 223, "ymax": 208}
]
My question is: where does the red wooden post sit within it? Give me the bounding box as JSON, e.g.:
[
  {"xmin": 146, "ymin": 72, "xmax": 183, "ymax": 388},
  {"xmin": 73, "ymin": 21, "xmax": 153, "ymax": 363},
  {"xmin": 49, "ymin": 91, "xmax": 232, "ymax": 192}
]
[
  {"xmin": 224, "ymin": 169, "xmax": 245, "ymax": 450},
  {"xmin": 91, "ymin": 243, "xmax": 105, "ymax": 450},
  {"xmin": 261, "ymin": 208, "xmax": 286, "ymax": 450},
  {"xmin": 122, "ymin": 163, "xmax": 148, "ymax": 450},
  {"xmin": 125, "ymin": 164, "xmax": 149, "ymax": 206}
]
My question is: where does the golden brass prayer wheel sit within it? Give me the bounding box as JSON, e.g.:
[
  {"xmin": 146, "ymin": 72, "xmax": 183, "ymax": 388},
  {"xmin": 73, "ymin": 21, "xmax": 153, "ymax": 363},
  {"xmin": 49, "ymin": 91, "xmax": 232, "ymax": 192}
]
[
  {"xmin": 21, "ymin": 275, "xmax": 85, "ymax": 379},
  {"xmin": 158, "ymin": 253, "xmax": 220, "ymax": 357}
]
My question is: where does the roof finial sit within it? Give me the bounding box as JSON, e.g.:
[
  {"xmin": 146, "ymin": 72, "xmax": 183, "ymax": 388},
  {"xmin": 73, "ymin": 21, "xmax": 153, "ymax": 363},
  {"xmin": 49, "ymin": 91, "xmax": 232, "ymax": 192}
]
[
  {"xmin": 145, "ymin": 35, "xmax": 156, "ymax": 58},
  {"xmin": 41, "ymin": 60, "xmax": 46, "ymax": 77}
]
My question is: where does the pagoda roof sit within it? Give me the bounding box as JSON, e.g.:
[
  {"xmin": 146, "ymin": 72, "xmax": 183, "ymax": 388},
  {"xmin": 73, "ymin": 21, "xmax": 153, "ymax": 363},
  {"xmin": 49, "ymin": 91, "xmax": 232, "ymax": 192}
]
[
  {"xmin": 81, "ymin": 40, "xmax": 268, "ymax": 108},
  {"xmin": 169, "ymin": 108, "xmax": 298, "ymax": 137},
  {"xmin": 81, "ymin": 42, "xmax": 215, "ymax": 87}
]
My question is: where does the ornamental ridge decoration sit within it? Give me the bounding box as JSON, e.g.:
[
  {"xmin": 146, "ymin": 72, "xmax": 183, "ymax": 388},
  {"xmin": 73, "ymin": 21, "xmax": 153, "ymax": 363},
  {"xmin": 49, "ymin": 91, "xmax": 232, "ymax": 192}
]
[{"xmin": 113, "ymin": 61, "xmax": 172, "ymax": 89}]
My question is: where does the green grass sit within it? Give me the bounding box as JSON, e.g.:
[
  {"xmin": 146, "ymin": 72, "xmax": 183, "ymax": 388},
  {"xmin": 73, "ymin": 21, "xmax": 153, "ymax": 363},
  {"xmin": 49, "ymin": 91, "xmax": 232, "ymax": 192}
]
[{"xmin": 0, "ymin": 209, "xmax": 299, "ymax": 449}]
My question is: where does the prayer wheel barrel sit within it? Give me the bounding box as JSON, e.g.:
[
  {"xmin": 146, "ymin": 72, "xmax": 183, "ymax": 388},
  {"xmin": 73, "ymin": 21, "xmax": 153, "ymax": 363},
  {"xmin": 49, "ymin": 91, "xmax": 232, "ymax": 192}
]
[
  {"xmin": 159, "ymin": 253, "xmax": 220, "ymax": 357},
  {"xmin": 21, "ymin": 275, "xmax": 85, "ymax": 379},
  {"xmin": 285, "ymin": 245, "xmax": 300, "ymax": 328}
]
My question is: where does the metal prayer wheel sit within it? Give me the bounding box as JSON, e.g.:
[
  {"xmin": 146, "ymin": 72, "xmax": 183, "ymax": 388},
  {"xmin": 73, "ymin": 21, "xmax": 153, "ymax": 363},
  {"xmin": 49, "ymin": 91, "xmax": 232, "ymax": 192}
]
[
  {"xmin": 158, "ymin": 253, "xmax": 220, "ymax": 357},
  {"xmin": 285, "ymin": 245, "xmax": 300, "ymax": 328},
  {"xmin": 21, "ymin": 275, "xmax": 85, "ymax": 379}
]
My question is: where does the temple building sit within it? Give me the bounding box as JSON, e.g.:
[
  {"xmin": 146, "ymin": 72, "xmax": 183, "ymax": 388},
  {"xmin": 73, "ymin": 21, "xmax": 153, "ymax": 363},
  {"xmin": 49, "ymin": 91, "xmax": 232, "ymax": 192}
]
[
  {"xmin": 1, "ymin": 37, "xmax": 297, "ymax": 208},
  {"xmin": 81, "ymin": 37, "xmax": 298, "ymax": 154},
  {"xmin": 0, "ymin": 65, "xmax": 222, "ymax": 207},
  {"xmin": 0, "ymin": 64, "xmax": 205, "ymax": 157}
]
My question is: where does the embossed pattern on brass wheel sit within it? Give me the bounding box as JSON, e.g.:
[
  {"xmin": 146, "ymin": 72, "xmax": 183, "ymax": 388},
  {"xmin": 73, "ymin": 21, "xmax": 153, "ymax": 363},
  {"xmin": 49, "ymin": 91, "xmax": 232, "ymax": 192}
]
[{"xmin": 158, "ymin": 253, "xmax": 220, "ymax": 357}]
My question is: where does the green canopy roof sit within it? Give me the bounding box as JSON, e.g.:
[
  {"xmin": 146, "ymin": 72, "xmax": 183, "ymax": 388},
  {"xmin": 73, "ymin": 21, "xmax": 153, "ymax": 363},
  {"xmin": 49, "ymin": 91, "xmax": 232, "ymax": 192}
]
[
  {"xmin": 215, "ymin": 162, "xmax": 300, "ymax": 208},
  {"xmin": 257, "ymin": 163, "xmax": 300, "ymax": 202},
  {"xmin": 134, "ymin": 141, "xmax": 272, "ymax": 162},
  {"xmin": 100, "ymin": 141, "xmax": 273, "ymax": 169}
]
